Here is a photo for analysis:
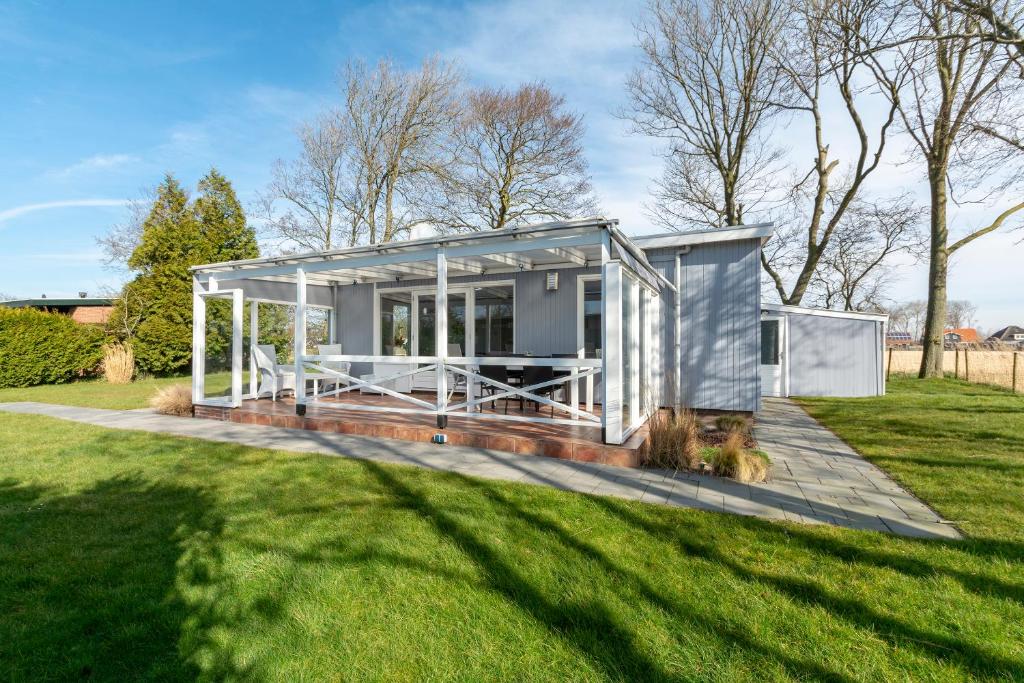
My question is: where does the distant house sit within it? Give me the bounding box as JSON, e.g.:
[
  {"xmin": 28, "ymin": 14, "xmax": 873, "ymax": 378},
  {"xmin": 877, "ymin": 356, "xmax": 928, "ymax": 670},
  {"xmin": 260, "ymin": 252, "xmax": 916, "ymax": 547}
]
[
  {"xmin": 988, "ymin": 325, "xmax": 1024, "ymax": 345},
  {"xmin": 944, "ymin": 328, "xmax": 980, "ymax": 344},
  {"xmin": 886, "ymin": 331, "xmax": 914, "ymax": 347},
  {"xmin": 0, "ymin": 294, "xmax": 113, "ymax": 325}
]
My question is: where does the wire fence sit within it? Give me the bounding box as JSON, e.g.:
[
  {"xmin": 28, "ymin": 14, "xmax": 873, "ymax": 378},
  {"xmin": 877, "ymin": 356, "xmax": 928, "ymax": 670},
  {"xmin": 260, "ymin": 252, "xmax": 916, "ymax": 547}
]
[{"xmin": 886, "ymin": 347, "xmax": 1023, "ymax": 393}]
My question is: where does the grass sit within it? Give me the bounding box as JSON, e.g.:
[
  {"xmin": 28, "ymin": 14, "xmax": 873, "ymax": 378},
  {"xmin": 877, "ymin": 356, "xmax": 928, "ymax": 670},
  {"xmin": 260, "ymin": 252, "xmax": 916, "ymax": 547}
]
[
  {"xmin": 0, "ymin": 372, "xmax": 230, "ymax": 410},
  {"xmin": 0, "ymin": 378, "xmax": 1022, "ymax": 680}
]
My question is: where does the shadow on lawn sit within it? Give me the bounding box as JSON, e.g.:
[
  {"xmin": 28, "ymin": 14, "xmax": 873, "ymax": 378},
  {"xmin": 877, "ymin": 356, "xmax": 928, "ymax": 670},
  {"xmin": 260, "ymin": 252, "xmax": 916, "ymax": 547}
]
[{"xmin": 0, "ymin": 475, "xmax": 246, "ymax": 681}]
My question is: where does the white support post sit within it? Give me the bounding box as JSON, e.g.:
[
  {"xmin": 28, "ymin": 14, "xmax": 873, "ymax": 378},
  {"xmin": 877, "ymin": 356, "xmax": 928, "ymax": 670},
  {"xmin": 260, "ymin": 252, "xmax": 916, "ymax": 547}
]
[
  {"xmin": 231, "ymin": 289, "xmax": 244, "ymax": 407},
  {"xmin": 602, "ymin": 247, "xmax": 623, "ymax": 445},
  {"xmin": 192, "ymin": 277, "xmax": 206, "ymax": 404},
  {"xmin": 249, "ymin": 300, "xmax": 259, "ymax": 398},
  {"xmin": 629, "ymin": 278, "xmax": 641, "ymax": 427},
  {"xmin": 295, "ymin": 268, "xmax": 307, "ymax": 407},
  {"xmin": 435, "ymin": 249, "xmax": 448, "ymax": 420}
]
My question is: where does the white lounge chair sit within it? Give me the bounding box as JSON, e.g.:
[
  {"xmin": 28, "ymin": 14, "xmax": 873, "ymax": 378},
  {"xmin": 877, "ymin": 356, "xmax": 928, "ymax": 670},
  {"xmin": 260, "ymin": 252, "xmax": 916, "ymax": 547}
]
[
  {"xmin": 316, "ymin": 344, "xmax": 351, "ymax": 395},
  {"xmin": 253, "ymin": 344, "xmax": 295, "ymax": 401}
]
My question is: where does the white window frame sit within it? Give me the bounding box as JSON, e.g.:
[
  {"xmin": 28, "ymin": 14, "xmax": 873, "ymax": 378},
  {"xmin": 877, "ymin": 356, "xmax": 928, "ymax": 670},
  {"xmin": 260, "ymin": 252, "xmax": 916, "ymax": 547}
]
[
  {"xmin": 373, "ymin": 279, "xmax": 516, "ymax": 358},
  {"xmin": 576, "ymin": 274, "xmax": 602, "ymax": 413}
]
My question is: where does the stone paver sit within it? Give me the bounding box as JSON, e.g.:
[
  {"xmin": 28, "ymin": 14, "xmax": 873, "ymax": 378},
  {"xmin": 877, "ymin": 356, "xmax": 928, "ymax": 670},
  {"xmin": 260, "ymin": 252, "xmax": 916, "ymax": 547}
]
[
  {"xmin": 0, "ymin": 399, "xmax": 961, "ymax": 539},
  {"xmin": 753, "ymin": 398, "xmax": 960, "ymax": 539}
]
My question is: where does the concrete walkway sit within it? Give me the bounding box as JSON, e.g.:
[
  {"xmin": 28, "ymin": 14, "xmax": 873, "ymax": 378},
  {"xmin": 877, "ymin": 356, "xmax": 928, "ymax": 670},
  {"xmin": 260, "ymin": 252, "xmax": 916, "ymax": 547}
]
[{"xmin": 0, "ymin": 400, "xmax": 959, "ymax": 539}]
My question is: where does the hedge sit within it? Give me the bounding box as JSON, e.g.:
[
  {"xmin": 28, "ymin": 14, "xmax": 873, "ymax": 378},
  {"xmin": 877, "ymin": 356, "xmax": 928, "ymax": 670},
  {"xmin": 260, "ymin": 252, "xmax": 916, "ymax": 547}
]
[{"xmin": 0, "ymin": 308, "xmax": 104, "ymax": 388}]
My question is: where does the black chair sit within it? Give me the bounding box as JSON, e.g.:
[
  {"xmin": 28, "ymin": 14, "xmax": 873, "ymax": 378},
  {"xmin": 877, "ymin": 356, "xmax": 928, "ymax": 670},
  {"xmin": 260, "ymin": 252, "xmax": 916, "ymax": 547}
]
[
  {"xmin": 478, "ymin": 364, "xmax": 511, "ymax": 414},
  {"xmin": 521, "ymin": 364, "xmax": 557, "ymax": 417}
]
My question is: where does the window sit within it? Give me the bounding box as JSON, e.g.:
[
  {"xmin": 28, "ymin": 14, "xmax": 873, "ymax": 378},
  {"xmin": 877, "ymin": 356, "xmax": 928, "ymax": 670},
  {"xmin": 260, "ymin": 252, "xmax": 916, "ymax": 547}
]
[
  {"xmin": 379, "ymin": 292, "xmax": 411, "ymax": 355},
  {"xmin": 474, "ymin": 285, "xmax": 514, "ymax": 355},
  {"xmin": 582, "ymin": 279, "xmax": 602, "ymax": 358},
  {"xmin": 761, "ymin": 320, "xmax": 780, "ymax": 365}
]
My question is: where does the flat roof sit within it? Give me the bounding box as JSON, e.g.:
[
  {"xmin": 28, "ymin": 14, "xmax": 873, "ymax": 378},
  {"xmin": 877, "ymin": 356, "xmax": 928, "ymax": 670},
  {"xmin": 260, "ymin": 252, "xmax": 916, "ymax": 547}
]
[
  {"xmin": 632, "ymin": 223, "xmax": 774, "ymax": 250},
  {"xmin": 192, "ymin": 217, "xmax": 675, "ymax": 292},
  {"xmin": 1, "ymin": 298, "xmax": 113, "ymax": 308},
  {"xmin": 762, "ymin": 303, "xmax": 888, "ymax": 322}
]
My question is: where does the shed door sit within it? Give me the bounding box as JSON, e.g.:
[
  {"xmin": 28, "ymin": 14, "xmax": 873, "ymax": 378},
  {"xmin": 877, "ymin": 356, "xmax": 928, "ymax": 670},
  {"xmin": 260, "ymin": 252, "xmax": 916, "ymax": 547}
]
[{"xmin": 760, "ymin": 316, "xmax": 785, "ymax": 397}]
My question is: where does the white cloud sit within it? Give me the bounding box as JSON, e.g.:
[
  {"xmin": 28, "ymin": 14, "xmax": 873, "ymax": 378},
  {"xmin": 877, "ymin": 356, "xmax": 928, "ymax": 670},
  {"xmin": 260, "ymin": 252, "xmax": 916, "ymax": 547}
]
[
  {"xmin": 0, "ymin": 198, "xmax": 129, "ymax": 225},
  {"xmin": 48, "ymin": 153, "xmax": 139, "ymax": 179}
]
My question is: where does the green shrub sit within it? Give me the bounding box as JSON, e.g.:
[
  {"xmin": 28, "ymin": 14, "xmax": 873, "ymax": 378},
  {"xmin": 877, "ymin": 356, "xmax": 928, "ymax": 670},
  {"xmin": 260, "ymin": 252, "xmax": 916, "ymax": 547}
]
[{"xmin": 0, "ymin": 308, "xmax": 104, "ymax": 388}]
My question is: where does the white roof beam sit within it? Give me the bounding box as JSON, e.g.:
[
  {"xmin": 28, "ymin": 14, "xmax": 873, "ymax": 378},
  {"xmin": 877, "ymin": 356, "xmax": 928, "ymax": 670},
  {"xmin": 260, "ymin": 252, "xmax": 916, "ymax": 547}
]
[{"xmin": 545, "ymin": 247, "xmax": 588, "ymax": 267}]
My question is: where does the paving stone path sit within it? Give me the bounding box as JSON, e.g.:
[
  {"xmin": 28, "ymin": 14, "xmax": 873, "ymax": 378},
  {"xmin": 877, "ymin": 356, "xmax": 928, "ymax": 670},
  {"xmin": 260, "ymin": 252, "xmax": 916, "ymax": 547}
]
[{"xmin": 0, "ymin": 399, "xmax": 960, "ymax": 539}]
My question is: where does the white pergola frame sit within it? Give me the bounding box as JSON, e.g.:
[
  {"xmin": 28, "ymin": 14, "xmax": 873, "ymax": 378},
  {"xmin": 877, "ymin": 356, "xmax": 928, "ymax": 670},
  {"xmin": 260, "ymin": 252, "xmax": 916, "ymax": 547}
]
[{"xmin": 191, "ymin": 219, "xmax": 672, "ymax": 445}]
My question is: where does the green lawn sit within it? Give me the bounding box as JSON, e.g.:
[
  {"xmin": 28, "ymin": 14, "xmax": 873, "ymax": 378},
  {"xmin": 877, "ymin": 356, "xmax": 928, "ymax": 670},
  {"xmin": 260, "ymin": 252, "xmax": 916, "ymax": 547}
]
[
  {"xmin": 0, "ymin": 372, "xmax": 230, "ymax": 410},
  {"xmin": 1, "ymin": 378, "xmax": 1022, "ymax": 680}
]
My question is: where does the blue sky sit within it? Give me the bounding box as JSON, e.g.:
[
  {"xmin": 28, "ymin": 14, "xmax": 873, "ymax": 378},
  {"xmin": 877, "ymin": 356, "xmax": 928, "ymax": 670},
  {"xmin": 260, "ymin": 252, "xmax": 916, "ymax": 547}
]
[{"xmin": 0, "ymin": 0, "xmax": 1020, "ymax": 329}]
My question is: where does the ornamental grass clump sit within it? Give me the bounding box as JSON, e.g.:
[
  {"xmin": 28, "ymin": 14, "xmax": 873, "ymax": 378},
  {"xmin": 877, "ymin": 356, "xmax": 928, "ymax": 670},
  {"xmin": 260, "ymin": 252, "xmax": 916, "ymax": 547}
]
[
  {"xmin": 643, "ymin": 408, "xmax": 701, "ymax": 470},
  {"xmin": 713, "ymin": 432, "xmax": 770, "ymax": 483},
  {"xmin": 714, "ymin": 414, "xmax": 750, "ymax": 436},
  {"xmin": 150, "ymin": 384, "xmax": 193, "ymax": 417},
  {"xmin": 102, "ymin": 343, "xmax": 134, "ymax": 384}
]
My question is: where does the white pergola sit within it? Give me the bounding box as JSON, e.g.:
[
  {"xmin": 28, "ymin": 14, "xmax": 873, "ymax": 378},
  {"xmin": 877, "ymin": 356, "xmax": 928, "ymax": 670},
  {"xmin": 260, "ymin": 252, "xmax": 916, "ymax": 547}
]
[{"xmin": 190, "ymin": 218, "xmax": 672, "ymax": 444}]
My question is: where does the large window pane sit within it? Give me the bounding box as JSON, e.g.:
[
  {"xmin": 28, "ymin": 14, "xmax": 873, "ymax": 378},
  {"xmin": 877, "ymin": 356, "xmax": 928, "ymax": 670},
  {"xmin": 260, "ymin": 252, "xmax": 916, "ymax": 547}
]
[
  {"xmin": 474, "ymin": 285, "xmax": 514, "ymax": 355},
  {"xmin": 417, "ymin": 293, "xmax": 466, "ymax": 356},
  {"xmin": 380, "ymin": 293, "xmax": 411, "ymax": 355},
  {"xmin": 583, "ymin": 279, "xmax": 601, "ymax": 358},
  {"xmin": 761, "ymin": 320, "xmax": 780, "ymax": 365}
]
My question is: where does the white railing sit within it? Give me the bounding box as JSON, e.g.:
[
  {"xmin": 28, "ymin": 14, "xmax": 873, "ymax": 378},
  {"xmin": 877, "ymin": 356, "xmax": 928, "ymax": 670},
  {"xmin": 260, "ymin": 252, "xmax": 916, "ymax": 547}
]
[{"xmin": 298, "ymin": 354, "xmax": 603, "ymax": 427}]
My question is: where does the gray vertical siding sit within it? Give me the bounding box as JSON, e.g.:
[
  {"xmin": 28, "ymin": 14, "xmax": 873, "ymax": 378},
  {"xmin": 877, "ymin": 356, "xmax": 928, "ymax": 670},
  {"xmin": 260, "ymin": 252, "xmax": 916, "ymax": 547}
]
[
  {"xmin": 785, "ymin": 313, "xmax": 883, "ymax": 397},
  {"xmin": 645, "ymin": 240, "xmax": 761, "ymax": 413},
  {"xmin": 234, "ymin": 278, "xmax": 333, "ymax": 307},
  {"xmin": 334, "ymin": 283, "xmax": 375, "ymax": 376}
]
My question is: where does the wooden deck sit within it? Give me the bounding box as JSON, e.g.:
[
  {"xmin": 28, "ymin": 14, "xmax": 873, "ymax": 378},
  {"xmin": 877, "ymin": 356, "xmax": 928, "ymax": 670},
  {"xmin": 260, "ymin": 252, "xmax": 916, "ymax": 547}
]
[{"xmin": 194, "ymin": 392, "xmax": 650, "ymax": 467}]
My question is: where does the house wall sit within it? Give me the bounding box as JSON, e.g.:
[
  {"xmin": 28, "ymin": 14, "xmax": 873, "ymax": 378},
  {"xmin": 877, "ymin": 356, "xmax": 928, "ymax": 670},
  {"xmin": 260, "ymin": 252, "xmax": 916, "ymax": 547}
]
[
  {"xmin": 784, "ymin": 311, "xmax": 884, "ymax": 397},
  {"xmin": 332, "ymin": 268, "xmax": 601, "ymax": 378},
  {"xmin": 233, "ymin": 278, "xmax": 334, "ymax": 307},
  {"xmin": 643, "ymin": 239, "xmax": 762, "ymax": 413}
]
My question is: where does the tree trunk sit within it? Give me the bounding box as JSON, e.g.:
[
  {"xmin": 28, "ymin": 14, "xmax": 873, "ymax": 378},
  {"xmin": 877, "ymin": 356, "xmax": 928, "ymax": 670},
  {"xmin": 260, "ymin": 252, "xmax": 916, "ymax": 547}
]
[{"xmin": 919, "ymin": 167, "xmax": 949, "ymax": 378}]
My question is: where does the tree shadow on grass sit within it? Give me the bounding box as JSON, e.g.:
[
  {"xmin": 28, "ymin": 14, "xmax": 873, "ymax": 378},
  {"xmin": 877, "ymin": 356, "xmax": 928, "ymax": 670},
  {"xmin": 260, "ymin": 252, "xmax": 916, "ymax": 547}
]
[
  {"xmin": 586, "ymin": 494, "xmax": 1024, "ymax": 681},
  {"xmin": 0, "ymin": 475, "xmax": 246, "ymax": 681},
  {"xmin": 351, "ymin": 458, "xmax": 858, "ymax": 682}
]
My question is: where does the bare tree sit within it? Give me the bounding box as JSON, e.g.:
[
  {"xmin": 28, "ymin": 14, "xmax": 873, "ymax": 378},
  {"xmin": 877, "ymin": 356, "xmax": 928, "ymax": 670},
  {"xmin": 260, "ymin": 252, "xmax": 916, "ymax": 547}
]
[
  {"xmin": 808, "ymin": 195, "xmax": 926, "ymax": 311},
  {"xmin": 260, "ymin": 57, "xmax": 460, "ymax": 252},
  {"xmin": 430, "ymin": 83, "xmax": 597, "ymax": 232},
  {"xmin": 760, "ymin": 0, "xmax": 905, "ymax": 305},
  {"xmin": 97, "ymin": 189, "xmax": 155, "ymax": 269},
  {"xmin": 258, "ymin": 111, "xmax": 351, "ymax": 252},
  {"xmin": 342, "ymin": 56, "xmax": 461, "ymax": 244},
  {"xmin": 626, "ymin": 0, "xmax": 789, "ymax": 229},
  {"xmin": 884, "ymin": 299, "xmax": 930, "ymax": 340},
  {"xmin": 946, "ymin": 299, "xmax": 978, "ymax": 328},
  {"xmin": 868, "ymin": 0, "xmax": 1024, "ymax": 377}
]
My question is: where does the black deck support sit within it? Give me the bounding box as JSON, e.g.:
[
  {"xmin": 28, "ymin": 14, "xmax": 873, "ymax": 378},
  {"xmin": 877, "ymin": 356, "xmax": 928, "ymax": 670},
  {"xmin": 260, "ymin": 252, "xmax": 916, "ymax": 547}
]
[
  {"xmin": 296, "ymin": 404, "xmax": 307, "ymax": 417},
  {"xmin": 436, "ymin": 414, "xmax": 448, "ymax": 429}
]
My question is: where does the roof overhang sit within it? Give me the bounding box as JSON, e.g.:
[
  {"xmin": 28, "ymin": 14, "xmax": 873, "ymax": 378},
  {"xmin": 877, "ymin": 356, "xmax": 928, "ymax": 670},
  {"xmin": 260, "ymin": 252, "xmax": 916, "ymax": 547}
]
[
  {"xmin": 0, "ymin": 298, "xmax": 113, "ymax": 308},
  {"xmin": 633, "ymin": 223, "xmax": 774, "ymax": 250},
  {"xmin": 762, "ymin": 303, "xmax": 888, "ymax": 322},
  {"xmin": 192, "ymin": 218, "xmax": 675, "ymax": 293}
]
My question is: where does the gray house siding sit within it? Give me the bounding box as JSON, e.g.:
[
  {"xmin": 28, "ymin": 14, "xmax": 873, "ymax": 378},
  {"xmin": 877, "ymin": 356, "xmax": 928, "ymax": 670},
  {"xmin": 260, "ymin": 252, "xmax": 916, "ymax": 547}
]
[
  {"xmin": 334, "ymin": 283, "xmax": 375, "ymax": 377},
  {"xmin": 785, "ymin": 312, "xmax": 884, "ymax": 397},
  {"xmin": 643, "ymin": 239, "xmax": 761, "ymax": 413}
]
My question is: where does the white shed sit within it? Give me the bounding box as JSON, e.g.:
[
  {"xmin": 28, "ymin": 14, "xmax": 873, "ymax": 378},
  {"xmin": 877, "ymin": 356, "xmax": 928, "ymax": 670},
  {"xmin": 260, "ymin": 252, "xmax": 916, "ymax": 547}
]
[{"xmin": 760, "ymin": 304, "xmax": 887, "ymax": 398}]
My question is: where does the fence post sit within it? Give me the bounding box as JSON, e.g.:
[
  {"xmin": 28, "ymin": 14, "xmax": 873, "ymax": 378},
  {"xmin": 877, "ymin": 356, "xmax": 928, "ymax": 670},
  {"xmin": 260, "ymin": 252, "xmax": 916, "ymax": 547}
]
[
  {"xmin": 964, "ymin": 348, "xmax": 970, "ymax": 383},
  {"xmin": 886, "ymin": 347, "xmax": 893, "ymax": 380},
  {"xmin": 1014, "ymin": 352, "xmax": 1020, "ymax": 393}
]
